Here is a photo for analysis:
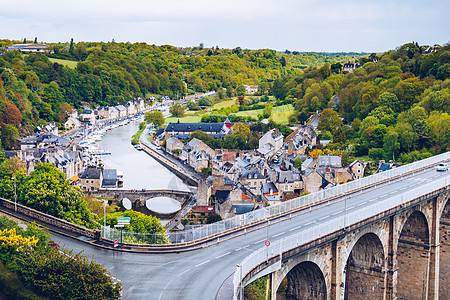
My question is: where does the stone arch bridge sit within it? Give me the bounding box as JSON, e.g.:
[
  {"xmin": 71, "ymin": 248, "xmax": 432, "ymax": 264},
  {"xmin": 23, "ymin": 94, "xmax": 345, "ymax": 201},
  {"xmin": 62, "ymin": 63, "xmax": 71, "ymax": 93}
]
[
  {"xmin": 85, "ymin": 189, "xmax": 193, "ymax": 208},
  {"xmin": 237, "ymin": 178, "xmax": 450, "ymax": 299}
]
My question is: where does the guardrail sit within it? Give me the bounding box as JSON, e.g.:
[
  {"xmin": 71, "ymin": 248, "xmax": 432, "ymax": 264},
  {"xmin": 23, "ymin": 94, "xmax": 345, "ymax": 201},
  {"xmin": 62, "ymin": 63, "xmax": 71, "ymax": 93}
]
[
  {"xmin": 232, "ymin": 172, "xmax": 450, "ymax": 299},
  {"xmin": 101, "ymin": 152, "xmax": 450, "ymax": 244},
  {"xmin": 0, "ymin": 198, "xmax": 98, "ymax": 239}
]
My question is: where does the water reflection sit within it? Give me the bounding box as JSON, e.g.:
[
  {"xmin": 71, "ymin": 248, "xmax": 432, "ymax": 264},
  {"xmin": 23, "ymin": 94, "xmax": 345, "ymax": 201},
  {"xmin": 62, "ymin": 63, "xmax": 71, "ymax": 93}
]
[
  {"xmin": 97, "ymin": 119, "xmax": 189, "ymax": 191},
  {"xmin": 145, "ymin": 197, "xmax": 181, "ymax": 214}
]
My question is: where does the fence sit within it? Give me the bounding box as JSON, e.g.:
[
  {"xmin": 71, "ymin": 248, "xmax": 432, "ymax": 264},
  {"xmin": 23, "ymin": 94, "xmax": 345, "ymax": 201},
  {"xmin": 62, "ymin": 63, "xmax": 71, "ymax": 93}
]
[
  {"xmin": 232, "ymin": 172, "xmax": 450, "ymax": 299},
  {"xmin": 101, "ymin": 152, "xmax": 450, "ymax": 244}
]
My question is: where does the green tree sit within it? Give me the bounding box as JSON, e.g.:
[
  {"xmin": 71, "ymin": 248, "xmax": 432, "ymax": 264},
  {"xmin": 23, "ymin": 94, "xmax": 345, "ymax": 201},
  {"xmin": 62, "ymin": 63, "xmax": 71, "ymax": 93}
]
[
  {"xmin": 318, "ymin": 109, "xmax": 343, "ymax": 133},
  {"xmin": 206, "ymin": 213, "xmax": 222, "ymax": 224},
  {"xmin": 144, "ymin": 111, "xmax": 165, "ymax": 127},
  {"xmin": 19, "ymin": 163, "xmax": 99, "ymax": 228},
  {"xmin": 1, "ymin": 124, "xmax": 19, "ymax": 150},
  {"xmin": 293, "ymin": 156, "xmax": 302, "ymax": 169},
  {"xmin": 169, "ymin": 102, "xmax": 185, "ymax": 117},
  {"xmin": 383, "ymin": 127, "xmax": 399, "ymax": 161}
]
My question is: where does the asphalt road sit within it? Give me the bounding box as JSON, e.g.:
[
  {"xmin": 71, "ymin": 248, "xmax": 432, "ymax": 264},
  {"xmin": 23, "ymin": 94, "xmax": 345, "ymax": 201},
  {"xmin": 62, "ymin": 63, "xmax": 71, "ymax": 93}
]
[{"xmin": 51, "ymin": 164, "xmax": 450, "ymax": 299}]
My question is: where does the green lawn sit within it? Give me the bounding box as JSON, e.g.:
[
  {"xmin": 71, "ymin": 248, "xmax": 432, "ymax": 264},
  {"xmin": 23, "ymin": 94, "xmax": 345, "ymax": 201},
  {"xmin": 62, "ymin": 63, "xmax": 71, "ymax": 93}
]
[
  {"xmin": 212, "ymin": 98, "xmax": 237, "ymax": 109},
  {"xmin": 165, "ymin": 115, "xmax": 202, "ymax": 124},
  {"xmin": 235, "ymin": 104, "xmax": 294, "ymax": 124},
  {"xmin": 48, "ymin": 58, "xmax": 78, "ymax": 69}
]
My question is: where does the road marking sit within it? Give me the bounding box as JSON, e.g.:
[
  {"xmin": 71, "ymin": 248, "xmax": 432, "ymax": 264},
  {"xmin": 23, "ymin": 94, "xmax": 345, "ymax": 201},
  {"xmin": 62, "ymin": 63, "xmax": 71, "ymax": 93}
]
[
  {"xmin": 273, "ymin": 232, "xmax": 285, "ymax": 238},
  {"xmin": 357, "ymin": 202, "xmax": 367, "ymax": 207},
  {"xmin": 348, "ymin": 205, "xmax": 355, "ymax": 210},
  {"xmin": 195, "ymin": 260, "xmax": 211, "ymax": 267},
  {"xmin": 164, "ymin": 279, "xmax": 172, "ymax": 290},
  {"xmin": 319, "ymin": 215, "xmax": 329, "ymax": 221},
  {"xmin": 289, "ymin": 225, "xmax": 302, "ymax": 232},
  {"xmin": 390, "ymin": 191, "xmax": 396, "ymax": 195},
  {"xmin": 332, "ymin": 211, "xmax": 341, "ymax": 216},
  {"xmin": 243, "ymin": 245, "xmax": 250, "ymax": 248},
  {"xmin": 234, "ymin": 247, "xmax": 242, "ymax": 252},
  {"xmin": 254, "ymin": 239, "xmax": 265, "ymax": 244},
  {"xmin": 216, "ymin": 252, "xmax": 231, "ymax": 259},
  {"xmin": 177, "ymin": 268, "xmax": 191, "ymax": 277},
  {"xmin": 304, "ymin": 221, "xmax": 314, "ymax": 226}
]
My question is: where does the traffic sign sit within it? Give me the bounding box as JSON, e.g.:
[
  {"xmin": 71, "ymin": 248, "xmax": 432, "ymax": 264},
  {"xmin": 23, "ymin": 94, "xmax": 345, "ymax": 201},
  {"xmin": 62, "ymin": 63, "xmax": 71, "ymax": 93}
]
[
  {"xmin": 114, "ymin": 224, "xmax": 124, "ymax": 228},
  {"xmin": 117, "ymin": 217, "xmax": 130, "ymax": 225},
  {"xmin": 265, "ymin": 240, "xmax": 270, "ymax": 247},
  {"xmin": 114, "ymin": 239, "xmax": 118, "ymax": 248},
  {"xmin": 14, "ymin": 194, "xmax": 17, "ymax": 199}
]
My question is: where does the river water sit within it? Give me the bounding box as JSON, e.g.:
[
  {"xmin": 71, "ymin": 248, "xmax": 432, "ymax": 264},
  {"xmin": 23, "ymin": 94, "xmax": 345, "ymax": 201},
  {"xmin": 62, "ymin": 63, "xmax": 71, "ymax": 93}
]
[{"xmin": 96, "ymin": 119, "xmax": 190, "ymax": 214}]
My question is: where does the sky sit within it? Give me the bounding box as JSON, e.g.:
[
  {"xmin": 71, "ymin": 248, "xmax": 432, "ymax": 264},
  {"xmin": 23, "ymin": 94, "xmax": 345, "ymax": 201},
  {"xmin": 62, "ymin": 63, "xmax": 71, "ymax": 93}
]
[{"xmin": 1, "ymin": 0, "xmax": 449, "ymax": 52}]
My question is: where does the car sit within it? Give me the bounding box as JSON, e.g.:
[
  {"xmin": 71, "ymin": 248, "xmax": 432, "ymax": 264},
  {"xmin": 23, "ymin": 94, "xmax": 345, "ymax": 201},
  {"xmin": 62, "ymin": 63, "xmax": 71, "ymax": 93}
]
[{"xmin": 436, "ymin": 163, "xmax": 449, "ymax": 172}]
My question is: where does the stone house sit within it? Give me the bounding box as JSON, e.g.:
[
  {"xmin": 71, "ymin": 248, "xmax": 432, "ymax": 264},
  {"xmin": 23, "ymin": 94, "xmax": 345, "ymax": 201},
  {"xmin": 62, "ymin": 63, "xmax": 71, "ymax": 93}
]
[
  {"xmin": 81, "ymin": 109, "xmax": 96, "ymax": 124},
  {"xmin": 80, "ymin": 167, "xmax": 103, "ymax": 191},
  {"xmin": 116, "ymin": 105, "xmax": 127, "ymax": 118},
  {"xmin": 109, "ymin": 107, "xmax": 119, "ymax": 119},
  {"xmin": 181, "ymin": 138, "xmax": 214, "ymax": 163},
  {"xmin": 237, "ymin": 169, "xmax": 266, "ymax": 196},
  {"xmin": 212, "ymin": 150, "xmax": 237, "ymax": 176},
  {"xmin": 125, "ymin": 101, "xmax": 137, "ymax": 116},
  {"xmin": 303, "ymin": 168, "xmax": 324, "ymax": 193},
  {"xmin": 261, "ymin": 182, "xmax": 280, "ymax": 206},
  {"xmin": 64, "ymin": 117, "xmax": 80, "ymax": 130},
  {"xmin": 165, "ymin": 137, "xmax": 184, "ymax": 156},
  {"xmin": 348, "ymin": 159, "xmax": 365, "ymax": 180},
  {"xmin": 96, "ymin": 107, "xmax": 111, "ymax": 119},
  {"xmin": 273, "ymin": 171, "xmax": 302, "ymax": 199},
  {"xmin": 188, "ymin": 148, "xmax": 212, "ymax": 172}
]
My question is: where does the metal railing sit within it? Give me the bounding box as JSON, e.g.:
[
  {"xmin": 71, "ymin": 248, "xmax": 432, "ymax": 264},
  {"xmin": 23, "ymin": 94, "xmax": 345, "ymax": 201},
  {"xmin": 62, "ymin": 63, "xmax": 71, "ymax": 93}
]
[
  {"xmin": 232, "ymin": 172, "xmax": 450, "ymax": 299},
  {"xmin": 101, "ymin": 152, "xmax": 450, "ymax": 244}
]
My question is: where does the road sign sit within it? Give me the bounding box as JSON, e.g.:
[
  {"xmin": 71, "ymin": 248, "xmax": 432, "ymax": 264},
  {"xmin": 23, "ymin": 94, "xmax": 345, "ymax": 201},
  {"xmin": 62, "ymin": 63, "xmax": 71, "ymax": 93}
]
[
  {"xmin": 114, "ymin": 239, "xmax": 118, "ymax": 248},
  {"xmin": 117, "ymin": 217, "xmax": 130, "ymax": 225},
  {"xmin": 114, "ymin": 224, "xmax": 124, "ymax": 228},
  {"xmin": 14, "ymin": 194, "xmax": 17, "ymax": 199},
  {"xmin": 265, "ymin": 240, "xmax": 270, "ymax": 247}
]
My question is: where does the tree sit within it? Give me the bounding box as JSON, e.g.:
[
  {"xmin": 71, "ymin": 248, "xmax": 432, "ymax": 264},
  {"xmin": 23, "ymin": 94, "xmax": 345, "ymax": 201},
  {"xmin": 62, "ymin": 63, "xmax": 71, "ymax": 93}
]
[
  {"xmin": 236, "ymin": 95, "xmax": 246, "ymax": 106},
  {"xmin": 383, "ymin": 127, "xmax": 399, "ymax": 161},
  {"xmin": 144, "ymin": 111, "xmax": 165, "ymax": 127},
  {"xmin": 231, "ymin": 123, "xmax": 251, "ymax": 140},
  {"xmin": 19, "ymin": 163, "xmax": 99, "ymax": 228},
  {"xmin": 1, "ymin": 101, "xmax": 22, "ymax": 126},
  {"xmin": 69, "ymin": 38, "xmax": 74, "ymax": 55},
  {"xmin": 34, "ymin": 37, "xmax": 38, "ymax": 44},
  {"xmin": 293, "ymin": 156, "xmax": 302, "ymax": 169},
  {"xmin": 186, "ymin": 100, "xmax": 200, "ymax": 111},
  {"xmin": 236, "ymin": 85, "xmax": 246, "ymax": 96},
  {"xmin": 206, "ymin": 213, "xmax": 222, "ymax": 224},
  {"xmin": 378, "ymin": 92, "xmax": 400, "ymax": 113},
  {"xmin": 280, "ymin": 56, "xmax": 287, "ymax": 67},
  {"xmin": 318, "ymin": 109, "xmax": 343, "ymax": 133},
  {"xmin": 169, "ymin": 102, "xmax": 185, "ymax": 117},
  {"xmin": 1, "ymin": 124, "xmax": 19, "ymax": 150},
  {"xmin": 262, "ymin": 101, "xmax": 273, "ymax": 118}
]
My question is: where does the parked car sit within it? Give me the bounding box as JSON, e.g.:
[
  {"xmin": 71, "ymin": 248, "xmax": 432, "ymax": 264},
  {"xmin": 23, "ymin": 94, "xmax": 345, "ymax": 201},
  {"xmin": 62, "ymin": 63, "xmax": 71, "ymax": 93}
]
[{"xmin": 436, "ymin": 163, "xmax": 449, "ymax": 171}]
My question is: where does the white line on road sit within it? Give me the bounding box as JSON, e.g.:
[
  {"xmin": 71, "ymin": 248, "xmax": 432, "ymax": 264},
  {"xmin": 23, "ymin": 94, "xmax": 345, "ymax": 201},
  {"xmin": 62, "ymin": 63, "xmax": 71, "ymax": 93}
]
[
  {"xmin": 243, "ymin": 245, "xmax": 250, "ymax": 248},
  {"xmin": 348, "ymin": 205, "xmax": 355, "ymax": 210},
  {"xmin": 215, "ymin": 252, "xmax": 231, "ymax": 259},
  {"xmin": 390, "ymin": 191, "xmax": 396, "ymax": 195},
  {"xmin": 319, "ymin": 215, "xmax": 329, "ymax": 221},
  {"xmin": 177, "ymin": 268, "xmax": 191, "ymax": 277},
  {"xmin": 289, "ymin": 225, "xmax": 302, "ymax": 232},
  {"xmin": 273, "ymin": 232, "xmax": 285, "ymax": 238},
  {"xmin": 254, "ymin": 239, "xmax": 265, "ymax": 245},
  {"xmin": 195, "ymin": 260, "xmax": 211, "ymax": 268},
  {"xmin": 332, "ymin": 211, "xmax": 341, "ymax": 216},
  {"xmin": 234, "ymin": 248, "xmax": 242, "ymax": 252},
  {"xmin": 357, "ymin": 202, "xmax": 367, "ymax": 207},
  {"xmin": 304, "ymin": 221, "xmax": 314, "ymax": 226}
]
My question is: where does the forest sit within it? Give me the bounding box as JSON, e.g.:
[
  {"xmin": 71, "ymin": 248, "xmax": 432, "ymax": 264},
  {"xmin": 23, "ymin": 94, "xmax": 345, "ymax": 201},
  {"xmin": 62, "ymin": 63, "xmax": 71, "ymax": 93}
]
[
  {"xmin": 0, "ymin": 38, "xmax": 361, "ymax": 149},
  {"xmin": 271, "ymin": 43, "xmax": 450, "ymax": 162}
]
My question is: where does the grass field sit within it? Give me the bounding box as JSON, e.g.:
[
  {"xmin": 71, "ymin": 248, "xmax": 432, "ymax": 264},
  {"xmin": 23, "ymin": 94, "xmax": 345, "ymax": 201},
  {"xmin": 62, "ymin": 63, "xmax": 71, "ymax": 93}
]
[
  {"xmin": 165, "ymin": 114, "xmax": 202, "ymax": 124},
  {"xmin": 235, "ymin": 104, "xmax": 294, "ymax": 124},
  {"xmin": 48, "ymin": 58, "xmax": 78, "ymax": 69},
  {"xmin": 212, "ymin": 99, "xmax": 236, "ymax": 109}
]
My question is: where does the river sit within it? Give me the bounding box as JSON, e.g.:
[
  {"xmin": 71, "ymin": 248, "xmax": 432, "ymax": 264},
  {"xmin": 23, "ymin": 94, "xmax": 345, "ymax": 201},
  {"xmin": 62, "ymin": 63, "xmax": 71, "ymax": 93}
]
[{"xmin": 95, "ymin": 119, "xmax": 190, "ymax": 215}]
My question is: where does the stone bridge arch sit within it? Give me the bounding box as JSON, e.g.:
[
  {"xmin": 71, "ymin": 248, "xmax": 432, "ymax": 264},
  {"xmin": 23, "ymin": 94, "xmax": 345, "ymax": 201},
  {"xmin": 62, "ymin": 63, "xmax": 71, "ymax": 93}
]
[
  {"xmin": 396, "ymin": 209, "xmax": 430, "ymax": 299},
  {"xmin": 344, "ymin": 233, "xmax": 385, "ymax": 299},
  {"xmin": 273, "ymin": 244, "xmax": 331, "ymax": 299}
]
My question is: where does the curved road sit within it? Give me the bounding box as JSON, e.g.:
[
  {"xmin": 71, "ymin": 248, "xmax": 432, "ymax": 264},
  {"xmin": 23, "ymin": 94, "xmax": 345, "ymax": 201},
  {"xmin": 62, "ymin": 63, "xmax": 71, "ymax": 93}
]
[{"xmin": 50, "ymin": 163, "xmax": 450, "ymax": 299}]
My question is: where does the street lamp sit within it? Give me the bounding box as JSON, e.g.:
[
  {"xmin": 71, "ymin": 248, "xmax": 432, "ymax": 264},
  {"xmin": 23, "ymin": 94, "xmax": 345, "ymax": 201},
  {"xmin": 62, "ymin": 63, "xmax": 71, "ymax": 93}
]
[
  {"xmin": 236, "ymin": 264, "xmax": 243, "ymax": 300},
  {"xmin": 11, "ymin": 177, "xmax": 17, "ymax": 212},
  {"xmin": 103, "ymin": 200, "xmax": 107, "ymax": 227}
]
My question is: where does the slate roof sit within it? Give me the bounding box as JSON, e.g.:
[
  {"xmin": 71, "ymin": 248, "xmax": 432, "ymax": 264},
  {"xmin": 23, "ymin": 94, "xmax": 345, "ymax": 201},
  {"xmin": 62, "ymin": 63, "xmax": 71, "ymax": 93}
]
[
  {"xmin": 233, "ymin": 204, "xmax": 255, "ymax": 215},
  {"xmin": 82, "ymin": 109, "xmax": 93, "ymax": 114},
  {"xmin": 102, "ymin": 169, "xmax": 117, "ymax": 186},
  {"xmin": 239, "ymin": 169, "xmax": 265, "ymax": 180},
  {"xmin": 80, "ymin": 167, "xmax": 102, "ymax": 179},
  {"xmin": 318, "ymin": 155, "xmax": 342, "ymax": 168},
  {"xmin": 261, "ymin": 182, "xmax": 278, "ymax": 194},
  {"xmin": 165, "ymin": 122, "xmax": 225, "ymax": 133},
  {"xmin": 277, "ymin": 171, "xmax": 301, "ymax": 183}
]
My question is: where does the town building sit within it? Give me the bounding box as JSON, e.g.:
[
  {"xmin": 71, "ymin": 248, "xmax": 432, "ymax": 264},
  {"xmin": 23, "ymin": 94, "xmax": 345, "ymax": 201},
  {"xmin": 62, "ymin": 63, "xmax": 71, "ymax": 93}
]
[
  {"xmin": 65, "ymin": 117, "xmax": 80, "ymax": 130},
  {"xmin": 257, "ymin": 129, "xmax": 283, "ymax": 159}
]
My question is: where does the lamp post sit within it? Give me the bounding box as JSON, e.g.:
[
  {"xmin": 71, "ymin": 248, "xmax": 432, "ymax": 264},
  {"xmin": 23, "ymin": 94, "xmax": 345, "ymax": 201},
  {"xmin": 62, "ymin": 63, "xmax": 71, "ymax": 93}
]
[
  {"xmin": 11, "ymin": 177, "xmax": 17, "ymax": 212},
  {"xmin": 103, "ymin": 200, "xmax": 107, "ymax": 227},
  {"xmin": 236, "ymin": 264, "xmax": 243, "ymax": 300}
]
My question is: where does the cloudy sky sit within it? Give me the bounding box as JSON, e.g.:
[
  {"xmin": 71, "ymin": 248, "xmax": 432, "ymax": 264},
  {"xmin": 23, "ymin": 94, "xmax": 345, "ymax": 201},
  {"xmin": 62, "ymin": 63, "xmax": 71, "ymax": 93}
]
[{"xmin": 1, "ymin": 0, "xmax": 448, "ymax": 52}]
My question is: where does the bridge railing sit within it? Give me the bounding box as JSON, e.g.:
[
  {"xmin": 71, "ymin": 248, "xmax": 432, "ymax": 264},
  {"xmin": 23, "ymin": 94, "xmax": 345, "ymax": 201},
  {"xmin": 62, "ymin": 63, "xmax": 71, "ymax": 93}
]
[
  {"xmin": 100, "ymin": 152, "xmax": 450, "ymax": 244},
  {"xmin": 232, "ymin": 171, "xmax": 450, "ymax": 299}
]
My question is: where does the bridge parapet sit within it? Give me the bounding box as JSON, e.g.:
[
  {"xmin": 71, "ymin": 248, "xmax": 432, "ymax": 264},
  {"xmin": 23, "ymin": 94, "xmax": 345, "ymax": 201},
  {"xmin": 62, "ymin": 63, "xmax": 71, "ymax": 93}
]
[
  {"xmin": 0, "ymin": 198, "xmax": 97, "ymax": 239},
  {"xmin": 232, "ymin": 172, "xmax": 450, "ymax": 299}
]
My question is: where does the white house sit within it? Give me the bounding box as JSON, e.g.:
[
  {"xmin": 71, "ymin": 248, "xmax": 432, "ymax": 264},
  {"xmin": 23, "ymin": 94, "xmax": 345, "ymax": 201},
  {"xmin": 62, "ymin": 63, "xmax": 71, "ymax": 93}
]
[
  {"xmin": 64, "ymin": 117, "xmax": 80, "ymax": 129},
  {"xmin": 257, "ymin": 129, "xmax": 283, "ymax": 159},
  {"xmin": 116, "ymin": 105, "xmax": 127, "ymax": 118}
]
